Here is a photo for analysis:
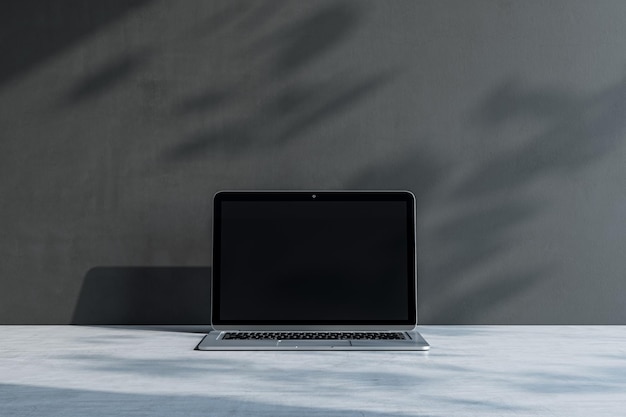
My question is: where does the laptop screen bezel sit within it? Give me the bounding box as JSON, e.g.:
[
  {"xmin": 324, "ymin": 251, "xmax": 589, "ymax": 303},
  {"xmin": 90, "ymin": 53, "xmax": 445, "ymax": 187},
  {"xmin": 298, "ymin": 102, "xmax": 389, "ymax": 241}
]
[{"xmin": 211, "ymin": 191, "xmax": 418, "ymax": 331}]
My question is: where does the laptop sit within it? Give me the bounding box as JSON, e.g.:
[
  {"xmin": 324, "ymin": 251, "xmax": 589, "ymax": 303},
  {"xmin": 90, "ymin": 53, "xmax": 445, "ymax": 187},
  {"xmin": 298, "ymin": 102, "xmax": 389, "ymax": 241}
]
[{"xmin": 196, "ymin": 191, "xmax": 430, "ymax": 350}]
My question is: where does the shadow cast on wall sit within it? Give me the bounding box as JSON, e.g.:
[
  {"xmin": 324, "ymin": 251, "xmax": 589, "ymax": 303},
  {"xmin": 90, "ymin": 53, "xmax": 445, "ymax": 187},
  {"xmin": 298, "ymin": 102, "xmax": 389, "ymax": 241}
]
[
  {"xmin": 72, "ymin": 267, "xmax": 211, "ymax": 325},
  {"xmin": 6, "ymin": 1, "xmax": 626, "ymax": 324},
  {"xmin": 53, "ymin": 2, "xmax": 395, "ymax": 326},
  {"xmin": 460, "ymin": 77, "xmax": 626, "ymax": 199},
  {"xmin": 0, "ymin": 0, "xmax": 151, "ymax": 87},
  {"xmin": 430, "ymin": 77, "xmax": 626, "ymax": 323},
  {"xmin": 346, "ymin": 74, "xmax": 626, "ymax": 323},
  {"xmin": 160, "ymin": 2, "xmax": 395, "ymax": 161}
]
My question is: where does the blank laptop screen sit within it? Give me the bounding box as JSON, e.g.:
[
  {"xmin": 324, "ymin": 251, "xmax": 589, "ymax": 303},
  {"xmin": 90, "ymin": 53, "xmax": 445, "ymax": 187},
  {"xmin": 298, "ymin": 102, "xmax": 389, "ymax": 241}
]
[{"xmin": 212, "ymin": 192, "xmax": 416, "ymax": 325}]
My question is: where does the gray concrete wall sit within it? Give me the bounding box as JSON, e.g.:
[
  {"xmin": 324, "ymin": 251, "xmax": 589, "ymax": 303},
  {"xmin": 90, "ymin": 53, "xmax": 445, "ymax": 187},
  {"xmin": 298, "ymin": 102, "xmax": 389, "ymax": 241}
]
[{"xmin": 2, "ymin": 0, "xmax": 625, "ymax": 324}]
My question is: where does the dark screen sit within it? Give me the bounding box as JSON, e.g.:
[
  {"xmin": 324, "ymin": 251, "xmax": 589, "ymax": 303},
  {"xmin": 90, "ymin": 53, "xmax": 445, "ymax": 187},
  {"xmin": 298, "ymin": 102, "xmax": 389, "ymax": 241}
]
[{"xmin": 215, "ymin": 196, "xmax": 413, "ymax": 323}]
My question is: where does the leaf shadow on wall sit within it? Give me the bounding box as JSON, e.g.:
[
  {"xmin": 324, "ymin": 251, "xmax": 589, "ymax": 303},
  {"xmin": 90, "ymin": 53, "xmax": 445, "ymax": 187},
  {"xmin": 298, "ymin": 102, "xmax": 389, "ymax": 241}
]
[
  {"xmin": 66, "ymin": 2, "xmax": 385, "ymax": 325},
  {"xmin": 162, "ymin": 2, "xmax": 397, "ymax": 160},
  {"xmin": 0, "ymin": 0, "xmax": 151, "ymax": 87},
  {"xmin": 63, "ymin": 50, "xmax": 152, "ymax": 104},
  {"xmin": 348, "ymin": 77, "xmax": 626, "ymax": 324}
]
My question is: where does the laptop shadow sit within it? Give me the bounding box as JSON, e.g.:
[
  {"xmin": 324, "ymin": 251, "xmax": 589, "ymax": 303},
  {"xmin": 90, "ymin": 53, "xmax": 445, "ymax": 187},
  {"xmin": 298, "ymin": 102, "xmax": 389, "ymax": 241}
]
[{"xmin": 72, "ymin": 267, "xmax": 211, "ymax": 325}]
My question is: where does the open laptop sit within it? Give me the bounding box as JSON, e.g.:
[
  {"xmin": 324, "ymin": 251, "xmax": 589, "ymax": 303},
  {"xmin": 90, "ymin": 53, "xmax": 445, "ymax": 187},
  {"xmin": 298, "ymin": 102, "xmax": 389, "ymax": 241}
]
[{"xmin": 196, "ymin": 191, "xmax": 429, "ymax": 350}]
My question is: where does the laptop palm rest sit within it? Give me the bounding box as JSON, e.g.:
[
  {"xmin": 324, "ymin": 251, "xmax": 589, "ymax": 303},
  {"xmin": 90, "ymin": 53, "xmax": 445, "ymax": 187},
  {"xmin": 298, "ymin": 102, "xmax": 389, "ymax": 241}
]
[{"xmin": 277, "ymin": 340, "xmax": 351, "ymax": 347}]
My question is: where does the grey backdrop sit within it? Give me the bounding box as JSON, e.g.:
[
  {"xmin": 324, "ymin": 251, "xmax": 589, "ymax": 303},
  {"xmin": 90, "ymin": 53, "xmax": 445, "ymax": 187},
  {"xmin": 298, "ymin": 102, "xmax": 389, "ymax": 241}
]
[{"xmin": 2, "ymin": 0, "xmax": 625, "ymax": 324}]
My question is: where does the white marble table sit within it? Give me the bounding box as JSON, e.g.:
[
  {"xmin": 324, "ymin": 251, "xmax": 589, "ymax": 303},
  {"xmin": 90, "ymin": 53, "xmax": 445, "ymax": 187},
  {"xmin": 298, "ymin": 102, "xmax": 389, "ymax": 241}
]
[{"xmin": 1, "ymin": 326, "xmax": 625, "ymax": 416}]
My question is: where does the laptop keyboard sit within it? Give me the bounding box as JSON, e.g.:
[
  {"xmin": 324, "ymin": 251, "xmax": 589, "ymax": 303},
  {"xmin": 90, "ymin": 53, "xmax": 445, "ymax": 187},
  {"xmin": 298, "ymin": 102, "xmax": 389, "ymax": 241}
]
[{"xmin": 222, "ymin": 331, "xmax": 407, "ymax": 340}]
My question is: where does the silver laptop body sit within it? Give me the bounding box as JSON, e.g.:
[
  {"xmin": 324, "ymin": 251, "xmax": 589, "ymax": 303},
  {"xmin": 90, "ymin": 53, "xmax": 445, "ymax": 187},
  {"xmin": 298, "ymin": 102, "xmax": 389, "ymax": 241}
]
[{"xmin": 197, "ymin": 191, "xmax": 429, "ymax": 351}]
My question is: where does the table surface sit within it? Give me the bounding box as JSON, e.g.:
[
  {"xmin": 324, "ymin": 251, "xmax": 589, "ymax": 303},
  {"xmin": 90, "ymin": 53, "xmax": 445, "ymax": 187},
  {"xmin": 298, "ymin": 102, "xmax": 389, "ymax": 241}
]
[{"xmin": 1, "ymin": 326, "xmax": 625, "ymax": 416}]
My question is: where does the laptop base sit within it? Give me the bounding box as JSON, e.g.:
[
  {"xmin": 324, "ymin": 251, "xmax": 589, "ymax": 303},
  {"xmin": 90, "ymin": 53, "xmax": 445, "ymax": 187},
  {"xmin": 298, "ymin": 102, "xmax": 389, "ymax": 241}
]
[{"xmin": 196, "ymin": 330, "xmax": 430, "ymax": 351}]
